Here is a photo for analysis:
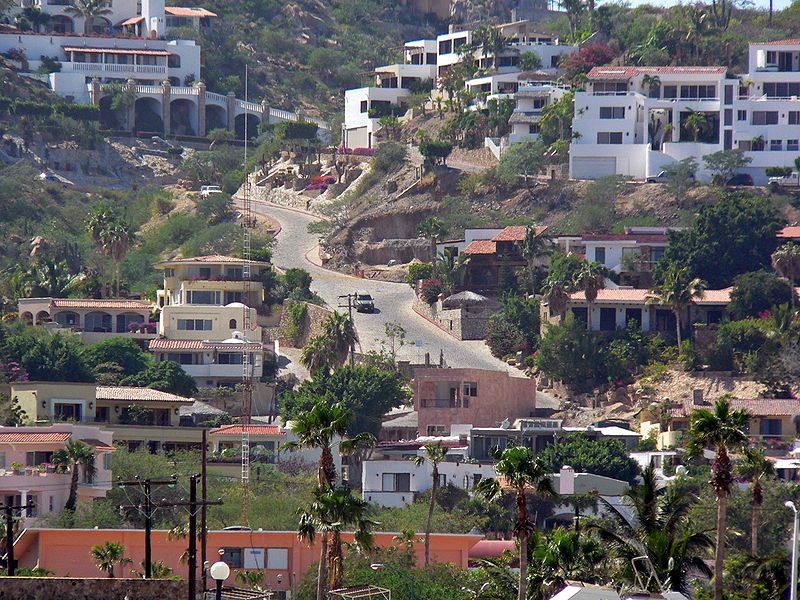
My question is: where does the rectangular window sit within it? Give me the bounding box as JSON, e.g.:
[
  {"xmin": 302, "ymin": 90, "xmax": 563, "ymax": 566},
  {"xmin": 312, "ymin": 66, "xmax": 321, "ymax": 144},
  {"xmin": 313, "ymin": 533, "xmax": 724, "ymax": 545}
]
[
  {"xmin": 463, "ymin": 382, "xmax": 478, "ymax": 397},
  {"xmin": 597, "ymin": 132, "xmax": 623, "ymax": 144},
  {"xmin": 103, "ymin": 453, "xmax": 112, "ymax": 470},
  {"xmin": 26, "ymin": 451, "xmax": 53, "ymax": 467},
  {"xmin": 360, "ymin": 100, "xmax": 368, "ymax": 113},
  {"xmin": 186, "ymin": 291, "xmax": 221, "ymax": 305},
  {"xmin": 789, "ymin": 140, "xmax": 799, "ymax": 151},
  {"xmin": 599, "ymin": 106, "xmax": 625, "ymax": 119},
  {"xmin": 663, "ymin": 85, "xmax": 677, "ymax": 99},
  {"xmin": 438, "ymin": 40, "xmax": 452, "ymax": 55},
  {"xmin": 724, "ymin": 84, "xmax": 733, "ymax": 105},
  {"xmin": 53, "ymin": 402, "xmax": 82, "ymax": 422},
  {"xmin": 790, "ymin": 112, "xmax": 800, "ymax": 125},
  {"xmin": 724, "ymin": 109, "xmax": 732, "ymax": 126},
  {"xmin": 752, "ymin": 111, "xmax": 779, "ymax": 125},
  {"xmin": 770, "ymin": 139, "xmax": 783, "ymax": 151},
  {"xmin": 759, "ymin": 418, "xmax": 782, "ymax": 437},
  {"xmin": 453, "ymin": 37, "xmax": 466, "ymax": 51},
  {"xmin": 177, "ymin": 319, "xmax": 213, "ymax": 331},
  {"xmin": 599, "ymin": 307, "xmax": 617, "ymax": 331},
  {"xmin": 167, "ymin": 352, "xmax": 195, "ymax": 365},
  {"xmin": 218, "ymin": 353, "xmax": 245, "ymax": 365},
  {"xmin": 0, "ymin": 452, "xmax": 5, "ymax": 469},
  {"xmin": 224, "ymin": 291, "xmax": 243, "ymax": 304},
  {"xmin": 724, "ymin": 130, "xmax": 733, "ymax": 150},
  {"xmin": 266, "ymin": 548, "xmax": 289, "ymax": 570},
  {"xmin": 221, "ymin": 548, "xmax": 243, "ymax": 568},
  {"xmin": 737, "ymin": 110, "xmax": 747, "ymax": 121},
  {"xmin": 594, "ymin": 247, "xmax": 606, "ymax": 264},
  {"xmin": 164, "ymin": 268, "xmax": 174, "ymax": 277},
  {"xmin": 225, "ymin": 267, "xmax": 243, "ymax": 279},
  {"xmin": 438, "ymin": 474, "xmax": 447, "ymax": 487},
  {"xmin": 427, "ymin": 425, "xmax": 447, "ymax": 436},
  {"xmin": 382, "ymin": 472, "xmax": 411, "ymax": 492}
]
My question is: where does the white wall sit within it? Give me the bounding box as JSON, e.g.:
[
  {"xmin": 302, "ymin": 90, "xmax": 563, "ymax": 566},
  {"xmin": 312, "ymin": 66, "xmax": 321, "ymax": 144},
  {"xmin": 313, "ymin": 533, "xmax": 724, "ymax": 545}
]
[{"xmin": 569, "ymin": 143, "xmax": 649, "ymax": 179}]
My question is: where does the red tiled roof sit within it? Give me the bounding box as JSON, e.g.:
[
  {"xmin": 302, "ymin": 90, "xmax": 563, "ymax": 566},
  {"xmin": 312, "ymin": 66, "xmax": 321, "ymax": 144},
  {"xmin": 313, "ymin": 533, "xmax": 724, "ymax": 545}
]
[
  {"xmin": 567, "ymin": 288, "xmax": 732, "ymax": 305},
  {"xmin": 63, "ymin": 46, "xmax": 170, "ymax": 56},
  {"xmin": 209, "ymin": 425, "xmax": 284, "ymax": 436},
  {"xmin": 672, "ymin": 398, "xmax": 800, "ymax": 418},
  {"xmin": 751, "ymin": 39, "xmax": 800, "ymax": 45},
  {"xmin": 81, "ymin": 438, "xmax": 115, "ymax": 452},
  {"xmin": 582, "ymin": 234, "xmax": 668, "ymax": 243},
  {"xmin": 148, "ymin": 339, "xmax": 264, "ymax": 351},
  {"xmin": 469, "ymin": 540, "xmax": 516, "ymax": 559},
  {"xmin": 120, "ymin": 15, "xmax": 143, "ymax": 25},
  {"xmin": 50, "ymin": 298, "xmax": 151, "ymax": 310},
  {"xmin": 0, "ymin": 432, "xmax": 71, "ymax": 443},
  {"xmin": 778, "ymin": 226, "xmax": 800, "ymax": 238},
  {"xmin": 95, "ymin": 386, "xmax": 192, "ymax": 403},
  {"xmin": 463, "ymin": 240, "xmax": 497, "ymax": 255},
  {"xmin": 166, "ymin": 6, "xmax": 217, "ymax": 17},
  {"xmin": 694, "ymin": 288, "xmax": 732, "ymax": 305},
  {"xmin": 158, "ymin": 255, "xmax": 270, "ymax": 266},
  {"xmin": 491, "ymin": 225, "xmax": 549, "ymax": 242},
  {"xmin": 587, "ymin": 66, "xmax": 727, "ymax": 80}
]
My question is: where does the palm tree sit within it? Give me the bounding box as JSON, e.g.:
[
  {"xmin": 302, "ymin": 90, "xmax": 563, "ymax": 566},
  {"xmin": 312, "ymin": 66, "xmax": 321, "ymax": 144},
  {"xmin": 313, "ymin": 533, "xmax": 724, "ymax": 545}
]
[
  {"xmin": 772, "ymin": 243, "xmax": 800, "ymax": 307},
  {"xmin": 684, "ymin": 110, "xmax": 708, "ymax": 142},
  {"xmin": 52, "ymin": 440, "xmax": 96, "ymax": 511},
  {"xmin": 686, "ymin": 397, "xmax": 750, "ymax": 600},
  {"xmin": 300, "ymin": 335, "xmax": 336, "ymax": 375},
  {"xmin": 542, "ymin": 277, "xmax": 571, "ymax": 323},
  {"xmin": 107, "ymin": 221, "xmax": 134, "ymax": 297},
  {"xmin": 90, "ymin": 541, "xmax": 130, "ymax": 578},
  {"xmin": 475, "ymin": 444, "xmax": 554, "ymax": 600},
  {"xmin": 417, "ymin": 216, "xmax": 447, "ymax": 257},
  {"xmin": 284, "ymin": 400, "xmax": 374, "ymax": 600},
  {"xmin": 320, "ymin": 311, "xmax": 357, "ymax": 367},
  {"xmin": 589, "ymin": 465, "xmax": 713, "ymax": 593},
  {"xmin": 649, "ymin": 265, "xmax": 706, "ymax": 347},
  {"xmin": 21, "ymin": 7, "xmax": 50, "ymax": 33},
  {"xmin": 298, "ymin": 484, "xmax": 376, "ymax": 592},
  {"xmin": 30, "ymin": 258, "xmax": 82, "ymax": 298},
  {"xmin": 516, "ymin": 225, "xmax": 552, "ymax": 293},
  {"xmin": 736, "ymin": 447, "xmax": 775, "ymax": 557},
  {"xmin": 86, "ymin": 206, "xmax": 114, "ymax": 297},
  {"xmin": 435, "ymin": 251, "xmax": 470, "ymax": 295},
  {"xmin": 641, "ymin": 74, "xmax": 661, "ymax": 98},
  {"xmin": 412, "ymin": 442, "xmax": 448, "ymax": 566},
  {"xmin": 573, "ymin": 261, "xmax": 606, "ymax": 330},
  {"xmin": 64, "ymin": 0, "xmax": 112, "ymax": 35},
  {"xmin": 235, "ymin": 569, "xmax": 265, "ymax": 590}
]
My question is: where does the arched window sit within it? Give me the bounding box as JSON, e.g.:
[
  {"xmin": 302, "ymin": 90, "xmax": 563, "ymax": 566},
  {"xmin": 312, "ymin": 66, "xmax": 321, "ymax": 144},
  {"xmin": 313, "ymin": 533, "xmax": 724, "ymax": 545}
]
[
  {"xmin": 229, "ymin": 319, "xmax": 237, "ymax": 329},
  {"xmin": 168, "ymin": 54, "xmax": 181, "ymax": 69}
]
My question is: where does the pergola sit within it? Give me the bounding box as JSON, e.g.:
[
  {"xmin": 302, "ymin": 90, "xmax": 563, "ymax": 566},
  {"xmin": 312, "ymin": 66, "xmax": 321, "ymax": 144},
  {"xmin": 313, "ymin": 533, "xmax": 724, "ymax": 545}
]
[{"xmin": 329, "ymin": 586, "xmax": 392, "ymax": 600}]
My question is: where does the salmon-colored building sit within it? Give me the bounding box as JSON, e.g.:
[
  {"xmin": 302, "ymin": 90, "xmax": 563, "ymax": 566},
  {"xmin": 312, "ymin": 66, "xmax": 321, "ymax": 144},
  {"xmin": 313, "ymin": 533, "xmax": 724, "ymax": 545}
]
[
  {"xmin": 414, "ymin": 367, "xmax": 536, "ymax": 437},
  {"xmin": 15, "ymin": 528, "xmax": 483, "ymax": 595}
]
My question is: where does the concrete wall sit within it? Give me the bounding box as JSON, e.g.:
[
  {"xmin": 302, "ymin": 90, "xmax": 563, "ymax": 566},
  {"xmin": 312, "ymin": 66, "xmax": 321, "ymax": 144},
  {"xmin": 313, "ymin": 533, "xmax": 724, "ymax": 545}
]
[
  {"xmin": 159, "ymin": 304, "xmax": 262, "ymax": 340},
  {"xmin": 413, "ymin": 298, "xmax": 493, "ymax": 341},
  {"xmin": 0, "ymin": 577, "xmax": 186, "ymax": 600},
  {"xmin": 276, "ymin": 300, "xmax": 333, "ymax": 348}
]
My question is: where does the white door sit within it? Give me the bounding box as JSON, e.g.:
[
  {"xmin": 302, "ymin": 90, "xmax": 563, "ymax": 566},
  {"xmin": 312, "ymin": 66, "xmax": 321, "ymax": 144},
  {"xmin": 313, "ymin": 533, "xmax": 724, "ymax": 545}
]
[{"xmin": 571, "ymin": 156, "xmax": 617, "ymax": 179}]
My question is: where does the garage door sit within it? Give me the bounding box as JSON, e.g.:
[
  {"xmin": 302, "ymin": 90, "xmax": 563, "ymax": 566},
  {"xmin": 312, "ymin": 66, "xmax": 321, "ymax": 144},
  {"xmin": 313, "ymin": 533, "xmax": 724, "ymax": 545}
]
[{"xmin": 572, "ymin": 157, "xmax": 617, "ymax": 180}]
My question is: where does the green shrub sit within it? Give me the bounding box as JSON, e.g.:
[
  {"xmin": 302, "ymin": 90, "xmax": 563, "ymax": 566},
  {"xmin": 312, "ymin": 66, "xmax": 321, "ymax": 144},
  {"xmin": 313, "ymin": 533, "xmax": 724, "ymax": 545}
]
[
  {"xmin": 373, "ymin": 142, "xmax": 407, "ymax": 173},
  {"xmin": 286, "ymin": 302, "xmax": 307, "ymax": 344},
  {"xmin": 405, "ymin": 262, "xmax": 433, "ymax": 287},
  {"xmin": 274, "ymin": 121, "xmax": 318, "ymax": 141},
  {"xmin": 766, "ymin": 166, "xmax": 792, "ymax": 178},
  {"xmin": 419, "ymin": 278, "xmax": 443, "ymax": 304}
]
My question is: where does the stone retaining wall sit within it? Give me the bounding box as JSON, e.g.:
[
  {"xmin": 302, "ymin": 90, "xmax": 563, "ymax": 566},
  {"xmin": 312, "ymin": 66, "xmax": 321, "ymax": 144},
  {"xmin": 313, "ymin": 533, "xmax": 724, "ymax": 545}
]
[
  {"xmin": 276, "ymin": 299, "xmax": 333, "ymax": 347},
  {"xmin": 0, "ymin": 577, "xmax": 187, "ymax": 600},
  {"xmin": 413, "ymin": 298, "xmax": 494, "ymax": 341}
]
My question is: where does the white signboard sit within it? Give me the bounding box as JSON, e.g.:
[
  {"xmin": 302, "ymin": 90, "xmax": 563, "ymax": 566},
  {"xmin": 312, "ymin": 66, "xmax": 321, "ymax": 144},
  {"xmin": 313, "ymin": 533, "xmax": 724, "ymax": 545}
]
[{"xmin": 243, "ymin": 547, "xmax": 264, "ymax": 569}]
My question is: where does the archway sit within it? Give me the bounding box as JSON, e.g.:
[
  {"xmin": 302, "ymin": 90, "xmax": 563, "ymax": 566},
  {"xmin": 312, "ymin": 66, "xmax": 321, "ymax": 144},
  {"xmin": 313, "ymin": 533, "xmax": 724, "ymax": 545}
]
[
  {"xmin": 134, "ymin": 97, "xmax": 163, "ymax": 134},
  {"xmin": 234, "ymin": 113, "xmax": 260, "ymax": 140},
  {"xmin": 88, "ymin": 15, "xmax": 112, "ymax": 35},
  {"xmin": 99, "ymin": 95, "xmax": 126, "ymax": 130},
  {"xmin": 20, "ymin": 311, "xmax": 32, "ymax": 325},
  {"xmin": 35, "ymin": 310, "xmax": 51, "ymax": 324},
  {"xmin": 85, "ymin": 311, "xmax": 112, "ymax": 333},
  {"xmin": 47, "ymin": 15, "xmax": 74, "ymax": 34},
  {"xmin": 53, "ymin": 311, "xmax": 78, "ymax": 327},
  {"xmin": 205, "ymin": 104, "xmax": 227, "ymax": 132},
  {"xmin": 170, "ymin": 98, "xmax": 197, "ymax": 136}
]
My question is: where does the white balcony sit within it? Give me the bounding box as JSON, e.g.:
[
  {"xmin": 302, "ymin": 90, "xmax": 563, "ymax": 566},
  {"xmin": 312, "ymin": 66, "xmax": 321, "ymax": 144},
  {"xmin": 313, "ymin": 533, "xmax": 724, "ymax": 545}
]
[
  {"xmin": 181, "ymin": 364, "xmax": 262, "ymax": 378},
  {"xmin": 63, "ymin": 62, "xmax": 167, "ymax": 76}
]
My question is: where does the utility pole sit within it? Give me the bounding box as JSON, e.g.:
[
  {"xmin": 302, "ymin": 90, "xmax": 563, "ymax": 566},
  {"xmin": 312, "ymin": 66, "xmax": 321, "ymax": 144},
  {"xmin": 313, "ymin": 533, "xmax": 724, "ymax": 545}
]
[
  {"xmin": 337, "ymin": 293, "xmax": 356, "ymax": 366},
  {"xmin": 2, "ymin": 500, "xmax": 34, "ymax": 576},
  {"xmin": 154, "ymin": 475, "xmax": 222, "ymax": 600},
  {"xmin": 201, "ymin": 428, "xmax": 208, "ymax": 592},
  {"xmin": 117, "ymin": 475, "xmax": 176, "ymax": 578}
]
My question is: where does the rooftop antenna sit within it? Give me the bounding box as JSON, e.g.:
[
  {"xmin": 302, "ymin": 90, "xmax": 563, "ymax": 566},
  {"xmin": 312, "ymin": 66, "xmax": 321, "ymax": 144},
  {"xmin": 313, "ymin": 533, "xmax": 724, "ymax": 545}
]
[{"xmin": 240, "ymin": 63, "xmax": 254, "ymax": 526}]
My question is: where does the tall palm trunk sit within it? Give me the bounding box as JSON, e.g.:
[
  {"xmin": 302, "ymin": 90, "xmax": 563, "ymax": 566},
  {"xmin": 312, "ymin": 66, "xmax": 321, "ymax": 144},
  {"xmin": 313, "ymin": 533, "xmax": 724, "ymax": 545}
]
[
  {"xmin": 751, "ymin": 481, "xmax": 761, "ymax": 557},
  {"xmin": 425, "ymin": 466, "xmax": 439, "ymax": 566},
  {"xmin": 319, "ymin": 447, "xmax": 336, "ymax": 487},
  {"xmin": 66, "ymin": 461, "xmax": 79, "ymax": 511},
  {"xmin": 517, "ymin": 491, "xmax": 528, "ymax": 600},
  {"xmin": 327, "ymin": 530, "xmax": 343, "ymax": 590},
  {"xmin": 587, "ymin": 301, "xmax": 593, "ymax": 330},
  {"xmin": 674, "ymin": 308, "xmax": 682, "ymax": 347},
  {"xmin": 714, "ymin": 491, "xmax": 727, "ymax": 600},
  {"xmin": 316, "ymin": 533, "xmax": 328, "ymax": 600}
]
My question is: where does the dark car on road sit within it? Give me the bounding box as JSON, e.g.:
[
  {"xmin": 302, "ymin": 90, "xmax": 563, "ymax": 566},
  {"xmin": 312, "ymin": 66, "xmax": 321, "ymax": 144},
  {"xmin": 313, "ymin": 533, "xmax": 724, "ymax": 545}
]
[
  {"xmin": 355, "ymin": 292, "xmax": 375, "ymax": 313},
  {"xmin": 726, "ymin": 173, "xmax": 754, "ymax": 186}
]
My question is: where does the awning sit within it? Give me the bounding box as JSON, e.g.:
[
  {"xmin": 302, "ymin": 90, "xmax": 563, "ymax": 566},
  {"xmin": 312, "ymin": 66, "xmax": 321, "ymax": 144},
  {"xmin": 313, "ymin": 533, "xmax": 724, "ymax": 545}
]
[
  {"xmin": 81, "ymin": 439, "xmax": 116, "ymax": 452},
  {"xmin": 63, "ymin": 47, "xmax": 170, "ymax": 56},
  {"xmin": 120, "ymin": 16, "xmax": 143, "ymax": 26}
]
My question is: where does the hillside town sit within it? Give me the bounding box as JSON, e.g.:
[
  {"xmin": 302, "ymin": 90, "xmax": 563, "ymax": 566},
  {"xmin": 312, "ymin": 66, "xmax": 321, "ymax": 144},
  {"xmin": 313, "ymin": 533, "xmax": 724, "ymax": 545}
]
[{"xmin": 4, "ymin": 0, "xmax": 800, "ymax": 599}]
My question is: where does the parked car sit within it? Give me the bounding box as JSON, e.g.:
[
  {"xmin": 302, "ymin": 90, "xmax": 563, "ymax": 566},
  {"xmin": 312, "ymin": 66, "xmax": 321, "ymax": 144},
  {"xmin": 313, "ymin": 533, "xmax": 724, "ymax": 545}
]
[
  {"xmin": 354, "ymin": 292, "xmax": 375, "ymax": 313},
  {"xmin": 646, "ymin": 170, "xmax": 696, "ymax": 184},
  {"xmin": 726, "ymin": 173, "xmax": 754, "ymax": 186},
  {"xmin": 768, "ymin": 171, "xmax": 800, "ymax": 187},
  {"xmin": 200, "ymin": 185, "xmax": 223, "ymax": 197}
]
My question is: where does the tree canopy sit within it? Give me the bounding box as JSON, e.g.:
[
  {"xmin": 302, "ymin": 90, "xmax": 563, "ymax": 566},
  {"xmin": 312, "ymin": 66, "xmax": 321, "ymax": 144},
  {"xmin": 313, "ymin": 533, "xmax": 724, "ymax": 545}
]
[{"xmin": 539, "ymin": 434, "xmax": 640, "ymax": 485}]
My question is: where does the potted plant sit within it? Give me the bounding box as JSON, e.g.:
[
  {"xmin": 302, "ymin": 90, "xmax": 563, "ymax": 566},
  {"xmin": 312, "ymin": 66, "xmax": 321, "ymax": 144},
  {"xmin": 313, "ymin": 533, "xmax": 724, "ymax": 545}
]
[
  {"xmin": 38, "ymin": 463, "xmax": 48, "ymax": 476},
  {"xmin": 10, "ymin": 462, "xmax": 24, "ymax": 475},
  {"xmin": 44, "ymin": 462, "xmax": 55, "ymax": 474}
]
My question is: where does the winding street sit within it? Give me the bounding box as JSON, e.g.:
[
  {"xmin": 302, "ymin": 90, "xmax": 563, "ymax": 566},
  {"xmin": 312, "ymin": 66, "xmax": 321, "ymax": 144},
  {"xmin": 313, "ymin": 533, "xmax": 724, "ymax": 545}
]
[{"xmin": 251, "ymin": 199, "xmax": 522, "ymax": 373}]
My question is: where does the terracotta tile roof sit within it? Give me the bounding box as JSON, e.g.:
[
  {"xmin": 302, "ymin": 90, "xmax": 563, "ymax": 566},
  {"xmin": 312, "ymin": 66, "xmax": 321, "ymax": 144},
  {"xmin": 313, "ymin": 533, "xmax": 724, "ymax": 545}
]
[
  {"xmin": 582, "ymin": 234, "xmax": 668, "ymax": 243},
  {"xmin": 165, "ymin": 6, "xmax": 217, "ymax": 17},
  {"xmin": 778, "ymin": 226, "xmax": 800, "ymax": 238},
  {"xmin": 671, "ymin": 398, "xmax": 800, "ymax": 418},
  {"xmin": 569, "ymin": 289, "xmax": 653, "ymax": 303},
  {"xmin": 587, "ymin": 66, "xmax": 727, "ymax": 80},
  {"xmin": 63, "ymin": 46, "xmax": 170, "ymax": 56},
  {"xmin": 95, "ymin": 386, "xmax": 192, "ymax": 403},
  {"xmin": 148, "ymin": 339, "xmax": 264, "ymax": 351},
  {"xmin": 81, "ymin": 438, "xmax": 115, "ymax": 452},
  {"xmin": 158, "ymin": 255, "xmax": 270, "ymax": 266},
  {"xmin": 752, "ymin": 39, "xmax": 800, "ymax": 45},
  {"xmin": 50, "ymin": 298, "xmax": 151, "ymax": 310},
  {"xmin": 0, "ymin": 432, "xmax": 71, "ymax": 443},
  {"xmin": 120, "ymin": 15, "xmax": 143, "ymax": 25},
  {"xmin": 463, "ymin": 240, "xmax": 497, "ymax": 255},
  {"xmin": 491, "ymin": 225, "xmax": 549, "ymax": 242},
  {"xmin": 209, "ymin": 425, "xmax": 284, "ymax": 436},
  {"xmin": 694, "ymin": 288, "xmax": 732, "ymax": 305}
]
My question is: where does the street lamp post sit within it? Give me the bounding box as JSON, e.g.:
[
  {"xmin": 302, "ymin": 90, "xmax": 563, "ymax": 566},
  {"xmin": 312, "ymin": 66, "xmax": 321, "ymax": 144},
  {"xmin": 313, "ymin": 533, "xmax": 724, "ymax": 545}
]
[
  {"xmin": 210, "ymin": 558, "xmax": 230, "ymax": 600},
  {"xmin": 786, "ymin": 500, "xmax": 799, "ymax": 600},
  {"xmin": 371, "ymin": 563, "xmax": 414, "ymax": 600}
]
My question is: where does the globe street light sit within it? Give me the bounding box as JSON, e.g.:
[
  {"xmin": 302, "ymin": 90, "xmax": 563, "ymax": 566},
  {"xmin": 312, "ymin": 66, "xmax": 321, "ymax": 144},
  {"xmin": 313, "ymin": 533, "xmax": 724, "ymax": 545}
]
[
  {"xmin": 210, "ymin": 559, "xmax": 230, "ymax": 600},
  {"xmin": 786, "ymin": 500, "xmax": 798, "ymax": 600}
]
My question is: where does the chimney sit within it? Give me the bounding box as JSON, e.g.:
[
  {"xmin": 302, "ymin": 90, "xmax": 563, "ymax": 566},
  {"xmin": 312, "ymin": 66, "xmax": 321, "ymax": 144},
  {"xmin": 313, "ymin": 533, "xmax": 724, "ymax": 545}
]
[{"xmin": 559, "ymin": 465, "xmax": 575, "ymax": 495}]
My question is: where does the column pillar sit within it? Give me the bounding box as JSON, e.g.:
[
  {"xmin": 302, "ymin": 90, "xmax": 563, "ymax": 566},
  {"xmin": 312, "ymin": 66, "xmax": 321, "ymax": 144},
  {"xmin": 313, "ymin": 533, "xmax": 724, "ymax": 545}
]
[
  {"xmin": 196, "ymin": 81, "xmax": 206, "ymax": 137},
  {"xmin": 125, "ymin": 78, "xmax": 136, "ymax": 132},
  {"xmin": 19, "ymin": 490, "xmax": 28, "ymax": 517},
  {"xmin": 226, "ymin": 92, "xmax": 236, "ymax": 133},
  {"xmin": 161, "ymin": 79, "xmax": 171, "ymax": 137},
  {"xmin": 261, "ymin": 98, "xmax": 270, "ymax": 127},
  {"xmin": 90, "ymin": 77, "xmax": 101, "ymax": 106}
]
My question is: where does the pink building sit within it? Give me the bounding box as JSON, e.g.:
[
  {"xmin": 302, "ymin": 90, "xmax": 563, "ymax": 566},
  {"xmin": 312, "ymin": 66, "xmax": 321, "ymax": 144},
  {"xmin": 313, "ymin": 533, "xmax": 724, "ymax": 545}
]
[
  {"xmin": 0, "ymin": 424, "xmax": 113, "ymax": 521},
  {"xmin": 414, "ymin": 368, "xmax": 536, "ymax": 437}
]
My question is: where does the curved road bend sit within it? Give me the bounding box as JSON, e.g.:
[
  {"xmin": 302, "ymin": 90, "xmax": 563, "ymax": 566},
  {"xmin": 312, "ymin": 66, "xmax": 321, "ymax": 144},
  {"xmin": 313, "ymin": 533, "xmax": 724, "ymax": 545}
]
[{"xmin": 251, "ymin": 200, "xmax": 525, "ymax": 374}]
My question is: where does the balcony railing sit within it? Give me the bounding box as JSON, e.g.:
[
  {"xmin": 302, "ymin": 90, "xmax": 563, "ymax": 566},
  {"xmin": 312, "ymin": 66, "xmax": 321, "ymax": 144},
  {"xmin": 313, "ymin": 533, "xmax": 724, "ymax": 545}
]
[{"xmin": 66, "ymin": 62, "xmax": 167, "ymax": 75}]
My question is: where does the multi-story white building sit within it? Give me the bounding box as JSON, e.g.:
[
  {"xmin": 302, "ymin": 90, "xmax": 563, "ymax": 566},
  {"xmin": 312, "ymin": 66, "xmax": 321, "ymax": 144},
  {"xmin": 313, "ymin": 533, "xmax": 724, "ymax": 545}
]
[
  {"xmin": 508, "ymin": 80, "xmax": 567, "ymax": 143},
  {"xmin": 570, "ymin": 40, "xmax": 800, "ymax": 183}
]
